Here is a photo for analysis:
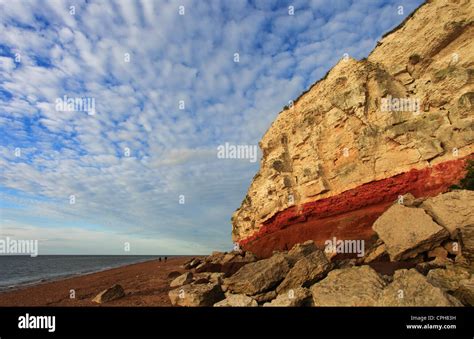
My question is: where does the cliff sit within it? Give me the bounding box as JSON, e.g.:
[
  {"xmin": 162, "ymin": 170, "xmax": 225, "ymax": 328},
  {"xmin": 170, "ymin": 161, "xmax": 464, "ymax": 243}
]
[{"xmin": 232, "ymin": 0, "xmax": 474, "ymax": 258}]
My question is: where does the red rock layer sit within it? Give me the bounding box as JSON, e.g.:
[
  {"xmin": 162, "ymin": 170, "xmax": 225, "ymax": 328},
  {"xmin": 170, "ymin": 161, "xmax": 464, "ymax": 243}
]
[{"xmin": 239, "ymin": 157, "xmax": 471, "ymax": 258}]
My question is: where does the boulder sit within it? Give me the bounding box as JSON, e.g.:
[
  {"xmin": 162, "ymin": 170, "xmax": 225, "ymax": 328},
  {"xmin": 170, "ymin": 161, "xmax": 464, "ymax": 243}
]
[
  {"xmin": 421, "ymin": 190, "xmax": 474, "ymax": 237},
  {"xmin": 167, "ymin": 271, "xmax": 182, "ymax": 280},
  {"xmin": 460, "ymin": 224, "xmax": 474, "ymax": 261},
  {"xmin": 286, "ymin": 240, "xmax": 317, "ymax": 266},
  {"xmin": 253, "ymin": 290, "xmax": 277, "ymax": 304},
  {"xmin": 443, "ymin": 241, "xmax": 461, "ymax": 256},
  {"xmin": 168, "ymin": 282, "xmax": 225, "ymax": 307},
  {"xmin": 454, "ymin": 278, "xmax": 474, "ymax": 306},
  {"xmin": 263, "ymin": 288, "xmax": 312, "ymax": 307},
  {"xmin": 170, "ymin": 272, "xmax": 193, "ymax": 288},
  {"xmin": 378, "ymin": 269, "xmax": 461, "ymax": 306},
  {"xmin": 310, "ymin": 266, "xmax": 386, "ymax": 306},
  {"xmin": 209, "ymin": 272, "xmax": 225, "ymax": 284},
  {"xmin": 92, "ymin": 284, "xmax": 125, "ymax": 304},
  {"xmin": 213, "ymin": 294, "xmax": 258, "ymax": 307},
  {"xmin": 224, "ymin": 254, "xmax": 290, "ymax": 295},
  {"xmin": 362, "ymin": 243, "xmax": 387, "ymax": 264},
  {"xmin": 427, "ymin": 266, "xmax": 471, "ymax": 292},
  {"xmin": 427, "ymin": 247, "xmax": 449, "ymax": 260},
  {"xmin": 372, "ymin": 204, "xmax": 449, "ymax": 261},
  {"xmin": 415, "ymin": 258, "xmax": 447, "ymax": 275},
  {"xmin": 276, "ymin": 249, "xmax": 331, "ymax": 293},
  {"xmin": 183, "ymin": 258, "xmax": 202, "ymax": 270}
]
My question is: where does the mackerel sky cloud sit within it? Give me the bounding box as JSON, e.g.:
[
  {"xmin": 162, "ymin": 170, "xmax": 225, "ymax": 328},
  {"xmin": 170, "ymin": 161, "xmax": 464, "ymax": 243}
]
[{"xmin": 0, "ymin": 0, "xmax": 423, "ymax": 254}]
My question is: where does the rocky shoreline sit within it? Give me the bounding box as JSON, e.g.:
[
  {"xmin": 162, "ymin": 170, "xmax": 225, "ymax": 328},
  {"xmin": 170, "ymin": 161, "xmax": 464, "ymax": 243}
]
[{"xmin": 168, "ymin": 189, "xmax": 474, "ymax": 307}]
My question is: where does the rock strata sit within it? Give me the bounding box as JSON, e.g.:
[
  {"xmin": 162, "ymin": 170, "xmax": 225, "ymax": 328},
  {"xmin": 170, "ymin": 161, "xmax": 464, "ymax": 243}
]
[{"xmin": 231, "ymin": 0, "xmax": 474, "ymax": 258}]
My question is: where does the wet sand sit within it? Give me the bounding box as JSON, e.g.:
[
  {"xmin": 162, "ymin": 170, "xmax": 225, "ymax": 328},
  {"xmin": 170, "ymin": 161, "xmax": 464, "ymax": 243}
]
[{"xmin": 0, "ymin": 256, "xmax": 199, "ymax": 306}]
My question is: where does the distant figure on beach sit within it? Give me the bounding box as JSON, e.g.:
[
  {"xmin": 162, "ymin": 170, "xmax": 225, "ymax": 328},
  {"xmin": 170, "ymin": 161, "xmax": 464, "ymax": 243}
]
[
  {"xmin": 158, "ymin": 257, "xmax": 161, "ymax": 262},
  {"xmin": 164, "ymin": 256, "xmax": 167, "ymax": 262}
]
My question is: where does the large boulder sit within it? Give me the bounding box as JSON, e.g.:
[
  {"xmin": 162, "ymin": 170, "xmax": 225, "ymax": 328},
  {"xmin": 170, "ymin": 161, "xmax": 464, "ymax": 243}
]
[
  {"xmin": 421, "ymin": 190, "xmax": 474, "ymax": 237},
  {"xmin": 168, "ymin": 282, "xmax": 224, "ymax": 307},
  {"xmin": 253, "ymin": 290, "xmax": 277, "ymax": 304},
  {"xmin": 378, "ymin": 269, "xmax": 461, "ymax": 306},
  {"xmin": 194, "ymin": 250, "xmax": 257, "ymax": 276},
  {"xmin": 454, "ymin": 278, "xmax": 474, "ymax": 306},
  {"xmin": 276, "ymin": 249, "xmax": 331, "ymax": 293},
  {"xmin": 223, "ymin": 254, "xmax": 290, "ymax": 295},
  {"xmin": 310, "ymin": 266, "xmax": 386, "ymax": 306},
  {"xmin": 213, "ymin": 294, "xmax": 258, "ymax": 307},
  {"xmin": 92, "ymin": 284, "xmax": 125, "ymax": 304},
  {"xmin": 460, "ymin": 224, "xmax": 474, "ymax": 262},
  {"xmin": 286, "ymin": 240, "xmax": 318, "ymax": 265},
  {"xmin": 263, "ymin": 288, "xmax": 312, "ymax": 307},
  {"xmin": 372, "ymin": 204, "xmax": 449, "ymax": 261},
  {"xmin": 183, "ymin": 258, "xmax": 202, "ymax": 270},
  {"xmin": 427, "ymin": 266, "xmax": 471, "ymax": 292},
  {"xmin": 170, "ymin": 272, "xmax": 193, "ymax": 288}
]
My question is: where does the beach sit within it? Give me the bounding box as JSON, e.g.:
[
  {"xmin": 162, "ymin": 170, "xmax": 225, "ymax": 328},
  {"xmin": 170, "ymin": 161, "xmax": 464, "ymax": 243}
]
[{"xmin": 0, "ymin": 256, "xmax": 197, "ymax": 306}]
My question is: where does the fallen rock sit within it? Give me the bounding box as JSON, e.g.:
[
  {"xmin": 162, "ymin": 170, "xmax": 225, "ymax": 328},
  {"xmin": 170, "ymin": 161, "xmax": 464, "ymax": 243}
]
[
  {"xmin": 397, "ymin": 193, "xmax": 424, "ymax": 207},
  {"xmin": 427, "ymin": 247, "xmax": 449, "ymax": 260},
  {"xmin": 416, "ymin": 258, "xmax": 447, "ymax": 275},
  {"xmin": 170, "ymin": 272, "xmax": 193, "ymax": 288},
  {"xmin": 454, "ymin": 278, "xmax": 474, "ymax": 306},
  {"xmin": 427, "ymin": 266, "xmax": 471, "ymax": 292},
  {"xmin": 263, "ymin": 287, "xmax": 312, "ymax": 307},
  {"xmin": 253, "ymin": 290, "xmax": 277, "ymax": 304},
  {"xmin": 193, "ymin": 277, "xmax": 210, "ymax": 285},
  {"xmin": 183, "ymin": 258, "xmax": 202, "ymax": 270},
  {"xmin": 421, "ymin": 190, "xmax": 474, "ymax": 237},
  {"xmin": 224, "ymin": 254, "xmax": 290, "ymax": 295},
  {"xmin": 92, "ymin": 284, "xmax": 125, "ymax": 304},
  {"xmin": 276, "ymin": 249, "xmax": 331, "ymax": 293},
  {"xmin": 168, "ymin": 282, "xmax": 225, "ymax": 307},
  {"xmin": 208, "ymin": 272, "xmax": 225, "ymax": 284},
  {"xmin": 460, "ymin": 224, "xmax": 474, "ymax": 261},
  {"xmin": 363, "ymin": 243, "xmax": 387, "ymax": 264},
  {"xmin": 443, "ymin": 241, "xmax": 461, "ymax": 256},
  {"xmin": 378, "ymin": 269, "xmax": 461, "ymax": 306},
  {"xmin": 287, "ymin": 240, "xmax": 317, "ymax": 265},
  {"xmin": 213, "ymin": 294, "xmax": 258, "ymax": 307},
  {"xmin": 167, "ymin": 271, "xmax": 182, "ymax": 280},
  {"xmin": 372, "ymin": 204, "xmax": 449, "ymax": 261},
  {"xmin": 310, "ymin": 266, "xmax": 386, "ymax": 306}
]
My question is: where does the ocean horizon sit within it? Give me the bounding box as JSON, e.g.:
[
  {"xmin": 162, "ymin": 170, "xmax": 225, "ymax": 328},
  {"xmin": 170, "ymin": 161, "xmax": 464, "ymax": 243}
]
[{"xmin": 0, "ymin": 255, "xmax": 184, "ymax": 291}]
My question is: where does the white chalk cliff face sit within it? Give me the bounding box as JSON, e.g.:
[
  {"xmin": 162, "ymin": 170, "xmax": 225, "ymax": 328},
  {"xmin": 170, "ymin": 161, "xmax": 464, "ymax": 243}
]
[{"xmin": 232, "ymin": 0, "xmax": 474, "ymax": 257}]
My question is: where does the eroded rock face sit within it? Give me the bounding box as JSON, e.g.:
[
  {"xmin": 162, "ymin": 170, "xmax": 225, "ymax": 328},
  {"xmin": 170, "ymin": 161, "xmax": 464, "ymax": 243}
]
[
  {"xmin": 378, "ymin": 269, "xmax": 461, "ymax": 306},
  {"xmin": 223, "ymin": 254, "xmax": 290, "ymax": 295},
  {"xmin": 232, "ymin": 0, "xmax": 474, "ymax": 258},
  {"xmin": 310, "ymin": 266, "xmax": 386, "ymax": 306},
  {"xmin": 372, "ymin": 204, "xmax": 449, "ymax": 261},
  {"xmin": 168, "ymin": 282, "xmax": 224, "ymax": 307}
]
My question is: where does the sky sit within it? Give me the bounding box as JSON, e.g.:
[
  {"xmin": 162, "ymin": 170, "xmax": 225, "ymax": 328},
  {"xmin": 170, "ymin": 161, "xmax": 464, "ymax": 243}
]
[{"xmin": 0, "ymin": 0, "xmax": 423, "ymax": 255}]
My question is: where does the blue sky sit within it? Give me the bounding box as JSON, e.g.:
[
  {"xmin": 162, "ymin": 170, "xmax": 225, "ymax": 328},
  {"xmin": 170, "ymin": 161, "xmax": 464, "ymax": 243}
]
[{"xmin": 0, "ymin": 0, "xmax": 423, "ymax": 254}]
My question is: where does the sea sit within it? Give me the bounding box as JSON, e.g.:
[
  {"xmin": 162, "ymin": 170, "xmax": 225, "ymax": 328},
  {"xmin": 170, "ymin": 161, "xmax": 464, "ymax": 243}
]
[{"xmin": 0, "ymin": 255, "xmax": 165, "ymax": 291}]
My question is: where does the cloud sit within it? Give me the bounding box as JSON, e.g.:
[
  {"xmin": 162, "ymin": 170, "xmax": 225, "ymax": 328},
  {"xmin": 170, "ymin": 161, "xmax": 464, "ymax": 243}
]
[{"xmin": 0, "ymin": 0, "xmax": 423, "ymax": 254}]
